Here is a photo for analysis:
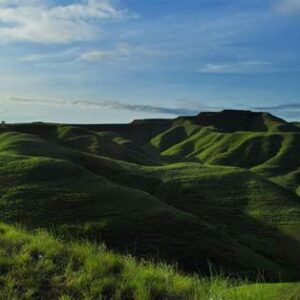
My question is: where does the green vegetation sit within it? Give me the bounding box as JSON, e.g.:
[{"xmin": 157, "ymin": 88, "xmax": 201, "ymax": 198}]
[
  {"xmin": 57, "ymin": 126, "xmax": 157, "ymax": 165},
  {"xmin": 1, "ymin": 110, "xmax": 300, "ymax": 298},
  {"xmin": 0, "ymin": 223, "xmax": 299, "ymax": 300}
]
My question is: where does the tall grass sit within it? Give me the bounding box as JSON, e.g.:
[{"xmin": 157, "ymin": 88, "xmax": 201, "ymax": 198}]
[{"xmin": 0, "ymin": 223, "xmax": 298, "ymax": 300}]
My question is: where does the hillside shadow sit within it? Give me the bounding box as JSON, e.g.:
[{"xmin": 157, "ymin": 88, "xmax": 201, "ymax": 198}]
[
  {"xmin": 63, "ymin": 153, "xmax": 300, "ymax": 281},
  {"xmin": 153, "ymin": 179, "xmax": 300, "ymax": 281}
]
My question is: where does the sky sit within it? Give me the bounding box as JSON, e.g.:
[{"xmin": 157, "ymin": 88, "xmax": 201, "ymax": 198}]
[{"xmin": 0, "ymin": 0, "xmax": 300, "ymax": 123}]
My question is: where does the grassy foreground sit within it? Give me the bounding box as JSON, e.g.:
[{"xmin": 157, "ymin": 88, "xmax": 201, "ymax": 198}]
[{"xmin": 0, "ymin": 223, "xmax": 299, "ymax": 300}]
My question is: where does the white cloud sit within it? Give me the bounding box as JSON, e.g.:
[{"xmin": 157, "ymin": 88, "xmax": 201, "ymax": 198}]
[
  {"xmin": 18, "ymin": 43, "xmax": 166, "ymax": 66},
  {"xmin": 21, "ymin": 54, "xmax": 58, "ymax": 62},
  {"xmin": 79, "ymin": 43, "xmax": 166, "ymax": 62},
  {"xmin": 196, "ymin": 61, "xmax": 272, "ymax": 74},
  {"xmin": 0, "ymin": 0, "xmax": 131, "ymax": 44},
  {"xmin": 80, "ymin": 50, "xmax": 116, "ymax": 61},
  {"xmin": 21, "ymin": 48, "xmax": 81, "ymax": 64},
  {"xmin": 275, "ymin": 0, "xmax": 300, "ymax": 14}
]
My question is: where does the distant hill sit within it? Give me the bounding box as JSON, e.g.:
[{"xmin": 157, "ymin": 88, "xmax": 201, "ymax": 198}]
[
  {"xmin": 194, "ymin": 110, "xmax": 299, "ymax": 132},
  {"xmin": 1, "ymin": 110, "xmax": 300, "ymax": 281}
]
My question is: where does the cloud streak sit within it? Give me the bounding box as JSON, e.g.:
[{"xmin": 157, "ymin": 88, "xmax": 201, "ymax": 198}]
[
  {"xmin": 252, "ymin": 103, "xmax": 300, "ymax": 111},
  {"xmin": 5, "ymin": 96, "xmax": 300, "ymax": 121},
  {"xmin": 7, "ymin": 96, "xmax": 199, "ymax": 116},
  {"xmin": 252, "ymin": 103, "xmax": 300, "ymax": 120},
  {"xmin": 196, "ymin": 61, "xmax": 273, "ymax": 74},
  {"xmin": 20, "ymin": 43, "xmax": 166, "ymax": 67},
  {"xmin": 79, "ymin": 43, "xmax": 166, "ymax": 62}
]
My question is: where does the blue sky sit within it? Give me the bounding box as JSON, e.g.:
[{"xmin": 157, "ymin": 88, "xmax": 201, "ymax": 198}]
[{"xmin": 1, "ymin": 0, "xmax": 300, "ymax": 123}]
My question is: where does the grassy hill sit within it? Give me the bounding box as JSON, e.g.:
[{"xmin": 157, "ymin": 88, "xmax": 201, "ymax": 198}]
[
  {"xmin": 1, "ymin": 131, "xmax": 288, "ymax": 278},
  {"xmin": 57, "ymin": 126, "xmax": 157, "ymax": 165},
  {"xmin": 1, "ymin": 109, "xmax": 300, "ymax": 297},
  {"xmin": 143, "ymin": 111, "xmax": 300, "ymax": 196}
]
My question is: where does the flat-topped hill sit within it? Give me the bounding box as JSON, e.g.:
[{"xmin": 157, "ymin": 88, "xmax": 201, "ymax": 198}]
[{"xmin": 183, "ymin": 110, "xmax": 299, "ymax": 133}]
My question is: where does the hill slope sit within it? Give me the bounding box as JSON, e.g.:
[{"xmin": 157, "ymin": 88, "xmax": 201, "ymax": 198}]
[{"xmin": 143, "ymin": 111, "xmax": 300, "ymax": 195}]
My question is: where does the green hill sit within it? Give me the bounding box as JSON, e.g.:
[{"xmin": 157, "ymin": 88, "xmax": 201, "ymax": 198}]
[
  {"xmin": 0, "ymin": 131, "xmax": 286, "ymax": 278},
  {"xmin": 1, "ymin": 109, "xmax": 300, "ymax": 287},
  {"xmin": 143, "ymin": 111, "xmax": 300, "ymax": 196},
  {"xmin": 57, "ymin": 126, "xmax": 157, "ymax": 165}
]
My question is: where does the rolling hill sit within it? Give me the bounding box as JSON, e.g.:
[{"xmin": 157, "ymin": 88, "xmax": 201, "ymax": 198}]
[{"xmin": 1, "ymin": 109, "xmax": 300, "ymax": 284}]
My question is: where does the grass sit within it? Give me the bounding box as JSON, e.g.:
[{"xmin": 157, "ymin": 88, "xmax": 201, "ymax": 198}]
[
  {"xmin": 0, "ymin": 222, "xmax": 299, "ymax": 300},
  {"xmin": 1, "ymin": 144, "xmax": 245, "ymax": 276},
  {"xmin": 57, "ymin": 126, "xmax": 157, "ymax": 165},
  {"xmin": 0, "ymin": 223, "xmax": 202, "ymax": 299},
  {"xmin": 149, "ymin": 121, "xmax": 300, "ymax": 195}
]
